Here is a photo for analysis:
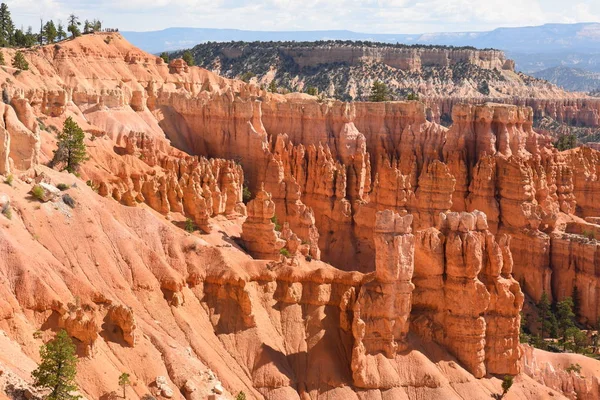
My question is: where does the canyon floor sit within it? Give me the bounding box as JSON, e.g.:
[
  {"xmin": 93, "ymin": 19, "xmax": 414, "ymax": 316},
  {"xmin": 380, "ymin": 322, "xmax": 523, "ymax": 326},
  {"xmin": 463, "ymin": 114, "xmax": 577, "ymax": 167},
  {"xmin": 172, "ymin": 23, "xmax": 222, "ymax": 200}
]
[{"xmin": 0, "ymin": 32, "xmax": 600, "ymax": 400}]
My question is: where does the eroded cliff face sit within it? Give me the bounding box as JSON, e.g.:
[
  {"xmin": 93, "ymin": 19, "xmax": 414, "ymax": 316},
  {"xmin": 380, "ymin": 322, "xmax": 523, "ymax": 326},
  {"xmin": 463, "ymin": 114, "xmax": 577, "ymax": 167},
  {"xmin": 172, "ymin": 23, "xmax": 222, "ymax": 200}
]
[{"xmin": 0, "ymin": 32, "xmax": 599, "ymax": 400}]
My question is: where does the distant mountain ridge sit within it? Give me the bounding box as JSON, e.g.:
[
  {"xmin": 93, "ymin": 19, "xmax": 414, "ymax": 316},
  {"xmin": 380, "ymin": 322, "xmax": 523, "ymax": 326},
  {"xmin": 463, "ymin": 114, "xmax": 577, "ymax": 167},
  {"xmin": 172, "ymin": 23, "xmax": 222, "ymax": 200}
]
[
  {"xmin": 172, "ymin": 40, "xmax": 571, "ymax": 105},
  {"xmin": 533, "ymin": 66, "xmax": 600, "ymax": 92},
  {"xmin": 122, "ymin": 23, "xmax": 600, "ymax": 74}
]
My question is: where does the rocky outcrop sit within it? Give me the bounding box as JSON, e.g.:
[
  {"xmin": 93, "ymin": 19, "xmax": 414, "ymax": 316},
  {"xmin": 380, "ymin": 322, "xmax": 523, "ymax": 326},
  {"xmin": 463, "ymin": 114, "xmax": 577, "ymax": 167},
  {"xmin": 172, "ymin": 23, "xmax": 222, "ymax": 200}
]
[
  {"xmin": 351, "ymin": 211, "xmax": 414, "ymax": 388},
  {"xmin": 105, "ymin": 305, "xmax": 137, "ymax": 347},
  {"xmin": 241, "ymin": 187, "xmax": 285, "ymax": 260},
  {"xmin": 89, "ymin": 131, "xmax": 246, "ymax": 231},
  {"xmin": 413, "ymin": 211, "xmax": 523, "ymax": 378},
  {"xmin": 278, "ymin": 45, "xmax": 512, "ymax": 72},
  {"xmin": 522, "ymin": 345, "xmax": 600, "ymax": 400}
]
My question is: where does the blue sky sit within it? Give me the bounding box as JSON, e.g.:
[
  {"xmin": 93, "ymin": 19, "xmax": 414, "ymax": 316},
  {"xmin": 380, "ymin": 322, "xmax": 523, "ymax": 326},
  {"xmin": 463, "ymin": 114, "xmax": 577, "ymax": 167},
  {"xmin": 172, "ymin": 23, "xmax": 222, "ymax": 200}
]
[{"xmin": 7, "ymin": 0, "xmax": 600, "ymax": 33}]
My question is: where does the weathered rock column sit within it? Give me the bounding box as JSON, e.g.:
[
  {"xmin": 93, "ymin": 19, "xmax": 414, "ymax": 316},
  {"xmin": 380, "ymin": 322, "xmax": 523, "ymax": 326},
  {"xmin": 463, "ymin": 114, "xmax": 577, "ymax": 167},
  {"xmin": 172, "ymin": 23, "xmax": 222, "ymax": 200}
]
[
  {"xmin": 440, "ymin": 211, "xmax": 490, "ymax": 379},
  {"xmin": 482, "ymin": 232, "xmax": 524, "ymax": 375},
  {"xmin": 241, "ymin": 186, "xmax": 285, "ymax": 260},
  {"xmin": 351, "ymin": 210, "xmax": 415, "ymax": 387}
]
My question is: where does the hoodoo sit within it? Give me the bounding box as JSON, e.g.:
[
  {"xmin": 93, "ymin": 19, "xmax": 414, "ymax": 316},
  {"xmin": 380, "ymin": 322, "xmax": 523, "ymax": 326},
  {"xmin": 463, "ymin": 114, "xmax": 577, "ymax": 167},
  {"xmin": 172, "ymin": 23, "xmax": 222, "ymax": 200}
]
[{"xmin": 0, "ymin": 30, "xmax": 599, "ymax": 400}]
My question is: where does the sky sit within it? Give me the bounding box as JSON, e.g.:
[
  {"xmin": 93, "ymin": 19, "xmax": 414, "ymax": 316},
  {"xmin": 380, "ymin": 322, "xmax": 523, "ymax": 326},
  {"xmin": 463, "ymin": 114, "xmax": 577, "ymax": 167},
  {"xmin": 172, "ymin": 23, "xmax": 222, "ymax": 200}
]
[{"xmin": 6, "ymin": 0, "xmax": 600, "ymax": 33}]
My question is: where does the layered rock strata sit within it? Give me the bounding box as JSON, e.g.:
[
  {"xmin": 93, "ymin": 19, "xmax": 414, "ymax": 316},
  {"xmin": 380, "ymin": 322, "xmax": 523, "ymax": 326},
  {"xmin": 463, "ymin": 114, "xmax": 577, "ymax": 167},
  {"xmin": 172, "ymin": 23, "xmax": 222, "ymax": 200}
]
[{"xmin": 1, "ymin": 32, "xmax": 600, "ymax": 399}]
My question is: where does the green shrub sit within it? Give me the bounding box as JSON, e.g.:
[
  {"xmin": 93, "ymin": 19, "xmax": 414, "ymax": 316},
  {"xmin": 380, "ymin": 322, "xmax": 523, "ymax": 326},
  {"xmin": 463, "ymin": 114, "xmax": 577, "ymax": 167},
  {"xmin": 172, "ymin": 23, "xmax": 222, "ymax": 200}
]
[
  {"xmin": 240, "ymin": 72, "xmax": 255, "ymax": 83},
  {"xmin": 4, "ymin": 174, "xmax": 13, "ymax": 186},
  {"xmin": 582, "ymin": 230, "xmax": 596, "ymax": 240},
  {"xmin": 501, "ymin": 375, "xmax": 513, "ymax": 396},
  {"xmin": 32, "ymin": 185, "xmax": 44, "ymax": 200},
  {"xmin": 242, "ymin": 186, "xmax": 252, "ymax": 204},
  {"xmin": 305, "ymin": 86, "xmax": 318, "ymax": 96},
  {"xmin": 12, "ymin": 51, "xmax": 29, "ymax": 71},
  {"xmin": 566, "ymin": 363, "xmax": 582, "ymax": 374},
  {"xmin": 185, "ymin": 218, "xmax": 195, "ymax": 233},
  {"xmin": 279, "ymin": 248, "xmax": 291, "ymax": 257},
  {"xmin": 62, "ymin": 194, "xmax": 75, "ymax": 208},
  {"xmin": 305, "ymin": 254, "xmax": 313, "ymax": 262},
  {"xmin": 2, "ymin": 206, "xmax": 11, "ymax": 220},
  {"xmin": 235, "ymin": 392, "xmax": 246, "ymax": 400},
  {"xmin": 56, "ymin": 183, "xmax": 69, "ymax": 191},
  {"xmin": 271, "ymin": 215, "xmax": 282, "ymax": 231},
  {"xmin": 406, "ymin": 92, "xmax": 420, "ymax": 101}
]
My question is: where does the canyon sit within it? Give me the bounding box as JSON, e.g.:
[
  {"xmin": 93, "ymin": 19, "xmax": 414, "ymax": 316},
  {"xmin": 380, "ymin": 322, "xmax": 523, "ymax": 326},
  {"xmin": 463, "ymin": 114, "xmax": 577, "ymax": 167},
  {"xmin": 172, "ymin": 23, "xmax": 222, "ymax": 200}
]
[{"xmin": 0, "ymin": 32, "xmax": 599, "ymax": 400}]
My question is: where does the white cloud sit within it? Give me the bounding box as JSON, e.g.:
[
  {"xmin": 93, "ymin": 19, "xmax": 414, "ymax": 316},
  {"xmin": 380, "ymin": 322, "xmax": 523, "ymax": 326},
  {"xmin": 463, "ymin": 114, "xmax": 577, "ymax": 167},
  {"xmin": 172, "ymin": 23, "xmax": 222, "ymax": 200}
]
[{"xmin": 5, "ymin": 0, "xmax": 600, "ymax": 33}]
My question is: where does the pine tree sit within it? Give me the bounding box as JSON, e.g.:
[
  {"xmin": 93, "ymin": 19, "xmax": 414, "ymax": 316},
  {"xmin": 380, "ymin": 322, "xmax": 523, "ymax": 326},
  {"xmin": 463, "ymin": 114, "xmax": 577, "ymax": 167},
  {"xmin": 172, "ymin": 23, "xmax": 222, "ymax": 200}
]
[
  {"xmin": 50, "ymin": 117, "xmax": 88, "ymax": 173},
  {"xmin": 557, "ymin": 297, "xmax": 576, "ymax": 349},
  {"xmin": 32, "ymin": 330, "xmax": 81, "ymax": 400},
  {"xmin": 305, "ymin": 86, "xmax": 318, "ymax": 96},
  {"xmin": 83, "ymin": 20, "xmax": 91, "ymax": 34},
  {"xmin": 118, "ymin": 372, "xmax": 131, "ymax": 399},
  {"xmin": 25, "ymin": 26, "xmax": 37, "ymax": 47},
  {"xmin": 57, "ymin": 23, "xmax": 66, "ymax": 41},
  {"xmin": 182, "ymin": 50, "xmax": 194, "ymax": 66},
  {"xmin": 92, "ymin": 20, "xmax": 101, "ymax": 32},
  {"xmin": 13, "ymin": 28, "xmax": 24, "ymax": 47},
  {"xmin": 160, "ymin": 52, "xmax": 169, "ymax": 63},
  {"xmin": 268, "ymin": 80, "xmax": 278, "ymax": 93},
  {"xmin": 572, "ymin": 286, "xmax": 581, "ymax": 318},
  {"xmin": 0, "ymin": 3, "xmax": 14, "ymax": 47},
  {"xmin": 501, "ymin": 375, "xmax": 513, "ymax": 398},
  {"xmin": 555, "ymin": 134, "xmax": 577, "ymax": 151},
  {"xmin": 369, "ymin": 81, "xmax": 390, "ymax": 102},
  {"xmin": 44, "ymin": 20, "xmax": 57, "ymax": 44},
  {"xmin": 537, "ymin": 291, "xmax": 558, "ymax": 339},
  {"xmin": 12, "ymin": 50, "xmax": 28, "ymax": 70},
  {"xmin": 68, "ymin": 15, "xmax": 81, "ymax": 38}
]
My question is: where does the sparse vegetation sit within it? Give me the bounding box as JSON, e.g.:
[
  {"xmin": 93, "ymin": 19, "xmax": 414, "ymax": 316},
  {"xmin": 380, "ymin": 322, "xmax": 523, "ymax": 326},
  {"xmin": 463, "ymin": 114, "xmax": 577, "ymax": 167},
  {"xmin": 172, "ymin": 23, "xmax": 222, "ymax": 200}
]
[
  {"xmin": 537, "ymin": 291, "xmax": 558, "ymax": 340},
  {"xmin": 12, "ymin": 51, "xmax": 28, "ymax": 70},
  {"xmin": 501, "ymin": 375, "xmax": 513, "ymax": 398},
  {"xmin": 63, "ymin": 194, "xmax": 75, "ymax": 208},
  {"xmin": 242, "ymin": 186, "xmax": 252, "ymax": 204},
  {"xmin": 305, "ymin": 86, "xmax": 318, "ymax": 96},
  {"xmin": 118, "ymin": 372, "xmax": 131, "ymax": 399},
  {"xmin": 57, "ymin": 183, "xmax": 69, "ymax": 191},
  {"xmin": 185, "ymin": 218, "xmax": 195, "ymax": 233},
  {"xmin": 0, "ymin": 51, "xmax": 4, "ymax": 66},
  {"xmin": 582, "ymin": 230, "xmax": 596, "ymax": 240},
  {"xmin": 279, "ymin": 248, "xmax": 291, "ymax": 257},
  {"xmin": 32, "ymin": 329, "xmax": 81, "ymax": 400},
  {"xmin": 182, "ymin": 50, "xmax": 194, "ymax": 66},
  {"xmin": 555, "ymin": 133, "xmax": 577, "ymax": 151},
  {"xmin": 271, "ymin": 215, "xmax": 282, "ymax": 231},
  {"xmin": 31, "ymin": 185, "xmax": 44, "ymax": 201},
  {"xmin": 1, "ymin": 205, "xmax": 11, "ymax": 219},
  {"xmin": 4, "ymin": 173, "xmax": 13, "ymax": 186},
  {"xmin": 565, "ymin": 363, "xmax": 582, "ymax": 374},
  {"xmin": 557, "ymin": 297, "xmax": 576, "ymax": 350},
  {"xmin": 478, "ymin": 80, "xmax": 490, "ymax": 95},
  {"xmin": 268, "ymin": 80, "xmax": 278, "ymax": 93},
  {"xmin": 369, "ymin": 81, "xmax": 390, "ymax": 102},
  {"xmin": 50, "ymin": 117, "xmax": 88, "ymax": 173},
  {"xmin": 406, "ymin": 92, "xmax": 419, "ymax": 101},
  {"xmin": 240, "ymin": 71, "xmax": 255, "ymax": 83},
  {"xmin": 235, "ymin": 391, "xmax": 247, "ymax": 400}
]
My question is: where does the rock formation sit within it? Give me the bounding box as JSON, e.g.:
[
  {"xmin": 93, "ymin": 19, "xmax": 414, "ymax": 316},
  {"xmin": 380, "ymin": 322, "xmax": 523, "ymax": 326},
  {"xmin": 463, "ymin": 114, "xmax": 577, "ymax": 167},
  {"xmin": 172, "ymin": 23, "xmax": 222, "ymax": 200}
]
[
  {"xmin": 241, "ymin": 186, "xmax": 286, "ymax": 260},
  {"xmin": 351, "ymin": 210, "xmax": 415, "ymax": 387},
  {"xmin": 0, "ymin": 32, "xmax": 599, "ymax": 400}
]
